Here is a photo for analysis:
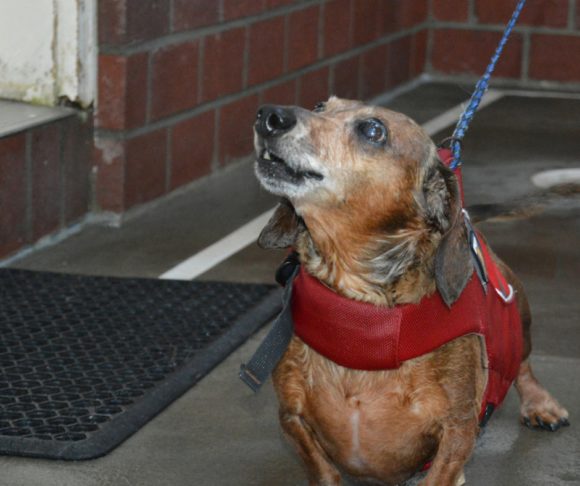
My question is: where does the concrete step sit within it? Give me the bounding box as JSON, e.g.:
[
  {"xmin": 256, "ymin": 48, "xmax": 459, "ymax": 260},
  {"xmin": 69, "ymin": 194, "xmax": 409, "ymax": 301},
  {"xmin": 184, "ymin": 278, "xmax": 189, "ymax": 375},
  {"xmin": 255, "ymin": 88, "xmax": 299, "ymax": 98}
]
[{"xmin": 0, "ymin": 99, "xmax": 74, "ymax": 138}]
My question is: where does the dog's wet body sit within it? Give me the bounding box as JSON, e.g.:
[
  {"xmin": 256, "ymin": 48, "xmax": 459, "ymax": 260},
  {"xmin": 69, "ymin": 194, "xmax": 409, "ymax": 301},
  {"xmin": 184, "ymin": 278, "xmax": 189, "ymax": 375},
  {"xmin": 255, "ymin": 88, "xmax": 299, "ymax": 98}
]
[{"xmin": 253, "ymin": 97, "xmax": 569, "ymax": 486}]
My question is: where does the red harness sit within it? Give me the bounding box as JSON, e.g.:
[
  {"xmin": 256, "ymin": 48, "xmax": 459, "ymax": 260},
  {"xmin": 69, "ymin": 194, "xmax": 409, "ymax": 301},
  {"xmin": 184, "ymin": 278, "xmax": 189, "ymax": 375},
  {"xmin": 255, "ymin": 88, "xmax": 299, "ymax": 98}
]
[{"xmin": 291, "ymin": 148, "xmax": 523, "ymax": 421}]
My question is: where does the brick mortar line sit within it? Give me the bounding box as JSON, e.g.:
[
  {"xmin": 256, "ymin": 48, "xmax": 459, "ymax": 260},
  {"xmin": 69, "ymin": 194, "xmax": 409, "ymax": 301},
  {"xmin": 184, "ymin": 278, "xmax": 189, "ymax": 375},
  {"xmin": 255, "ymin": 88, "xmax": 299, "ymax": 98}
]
[
  {"xmin": 426, "ymin": 0, "xmax": 434, "ymax": 22},
  {"xmin": 292, "ymin": 75, "xmax": 300, "ymax": 104},
  {"xmin": 211, "ymin": 108, "xmax": 220, "ymax": 172},
  {"xmin": 423, "ymin": 14, "xmax": 435, "ymax": 73},
  {"xmin": 99, "ymin": 0, "xmax": 327, "ymax": 56},
  {"xmin": 431, "ymin": 21, "xmax": 580, "ymax": 36},
  {"xmin": 355, "ymin": 53, "xmax": 364, "ymax": 100},
  {"xmin": 95, "ymin": 23, "xmax": 429, "ymax": 141},
  {"xmin": 521, "ymin": 31, "xmax": 531, "ymax": 82},
  {"xmin": 297, "ymin": 74, "xmax": 305, "ymax": 105},
  {"xmin": 570, "ymin": 0, "xmax": 577, "ymax": 30},
  {"xmin": 218, "ymin": 0, "xmax": 224, "ymax": 23},
  {"xmin": 168, "ymin": 0, "xmax": 175, "ymax": 33},
  {"xmin": 347, "ymin": 0, "xmax": 354, "ymax": 50},
  {"xmin": 318, "ymin": 3, "xmax": 325, "ymax": 60},
  {"xmin": 198, "ymin": 38, "xmax": 205, "ymax": 103},
  {"xmin": 242, "ymin": 26, "xmax": 250, "ymax": 90},
  {"xmin": 282, "ymin": 15, "xmax": 290, "ymax": 74},
  {"xmin": 429, "ymin": 72, "xmax": 580, "ymax": 91},
  {"xmin": 425, "ymin": 0, "xmax": 435, "ymax": 73},
  {"xmin": 24, "ymin": 131, "xmax": 33, "ymax": 244},
  {"xmin": 165, "ymin": 126, "xmax": 173, "ymax": 193},
  {"xmin": 328, "ymin": 62, "xmax": 336, "ymax": 96},
  {"xmin": 58, "ymin": 122, "xmax": 66, "ymax": 231},
  {"xmin": 468, "ymin": 0, "xmax": 477, "ymax": 24},
  {"xmin": 145, "ymin": 52, "xmax": 153, "ymax": 124},
  {"xmin": 89, "ymin": 145, "xmax": 98, "ymax": 213}
]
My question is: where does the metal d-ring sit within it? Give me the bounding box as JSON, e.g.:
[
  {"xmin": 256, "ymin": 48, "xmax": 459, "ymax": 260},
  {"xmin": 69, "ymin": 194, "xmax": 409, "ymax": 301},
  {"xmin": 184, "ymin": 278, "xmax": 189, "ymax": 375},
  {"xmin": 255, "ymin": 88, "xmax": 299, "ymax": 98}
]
[
  {"xmin": 495, "ymin": 284, "xmax": 515, "ymax": 304},
  {"xmin": 437, "ymin": 137, "xmax": 463, "ymax": 151}
]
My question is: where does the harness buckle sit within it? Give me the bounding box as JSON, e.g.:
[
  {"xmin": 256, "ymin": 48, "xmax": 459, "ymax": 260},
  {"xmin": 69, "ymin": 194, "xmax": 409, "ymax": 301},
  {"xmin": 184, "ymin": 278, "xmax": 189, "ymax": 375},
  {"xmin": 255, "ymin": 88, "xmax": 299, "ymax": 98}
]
[
  {"xmin": 275, "ymin": 251, "xmax": 300, "ymax": 287},
  {"xmin": 480, "ymin": 403, "xmax": 496, "ymax": 428}
]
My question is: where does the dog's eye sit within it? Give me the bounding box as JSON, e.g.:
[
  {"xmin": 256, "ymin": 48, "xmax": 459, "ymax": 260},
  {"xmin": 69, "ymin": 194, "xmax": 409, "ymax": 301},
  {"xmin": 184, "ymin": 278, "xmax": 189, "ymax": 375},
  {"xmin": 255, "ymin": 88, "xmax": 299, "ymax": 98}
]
[
  {"xmin": 358, "ymin": 118, "xmax": 388, "ymax": 145},
  {"xmin": 313, "ymin": 102, "xmax": 326, "ymax": 113}
]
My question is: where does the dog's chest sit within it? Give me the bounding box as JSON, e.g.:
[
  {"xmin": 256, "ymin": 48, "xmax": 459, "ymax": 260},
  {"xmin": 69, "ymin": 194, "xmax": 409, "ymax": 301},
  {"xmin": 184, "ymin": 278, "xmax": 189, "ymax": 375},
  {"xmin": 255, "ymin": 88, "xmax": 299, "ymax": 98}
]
[{"xmin": 299, "ymin": 349, "xmax": 447, "ymax": 473}]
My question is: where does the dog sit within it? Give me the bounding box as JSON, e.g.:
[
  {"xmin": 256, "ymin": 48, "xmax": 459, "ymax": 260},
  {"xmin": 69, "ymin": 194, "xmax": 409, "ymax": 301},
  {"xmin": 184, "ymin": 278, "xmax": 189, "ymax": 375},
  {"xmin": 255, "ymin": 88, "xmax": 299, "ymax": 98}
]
[{"xmin": 252, "ymin": 97, "xmax": 569, "ymax": 486}]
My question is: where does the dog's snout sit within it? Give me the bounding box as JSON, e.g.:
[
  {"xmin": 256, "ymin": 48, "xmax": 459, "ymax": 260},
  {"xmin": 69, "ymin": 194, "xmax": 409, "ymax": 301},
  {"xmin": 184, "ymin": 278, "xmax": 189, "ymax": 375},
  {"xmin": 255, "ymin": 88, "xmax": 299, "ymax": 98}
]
[{"xmin": 255, "ymin": 105, "xmax": 297, "ymax": 138}]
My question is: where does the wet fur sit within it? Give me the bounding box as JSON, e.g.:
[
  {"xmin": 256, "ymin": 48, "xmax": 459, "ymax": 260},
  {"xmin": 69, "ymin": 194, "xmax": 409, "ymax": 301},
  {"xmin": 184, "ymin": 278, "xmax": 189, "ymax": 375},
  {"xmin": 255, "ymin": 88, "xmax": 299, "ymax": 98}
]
[{"xmin": 255, "ymin": 98, "xmax": 569, "ymax": 485}]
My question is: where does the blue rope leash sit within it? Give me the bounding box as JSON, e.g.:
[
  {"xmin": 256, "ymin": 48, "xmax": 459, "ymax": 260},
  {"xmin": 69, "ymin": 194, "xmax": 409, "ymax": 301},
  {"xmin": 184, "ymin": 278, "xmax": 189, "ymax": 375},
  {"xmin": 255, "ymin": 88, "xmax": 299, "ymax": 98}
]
[{"xmin": 450, "ymin": 0, "xmax": 527, "ymax": 170}]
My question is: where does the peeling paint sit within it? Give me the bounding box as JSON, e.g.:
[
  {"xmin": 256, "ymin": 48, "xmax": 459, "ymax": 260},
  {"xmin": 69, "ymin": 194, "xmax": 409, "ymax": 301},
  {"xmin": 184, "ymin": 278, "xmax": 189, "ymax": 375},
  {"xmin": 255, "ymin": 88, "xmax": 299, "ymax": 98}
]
[
  {"xmin": 0, "ymin": 0, "xmax": 96, "ymax": 107},
  {"xmin": 0, "ymin": 1, "xmax": 54, "ymax": 104}
]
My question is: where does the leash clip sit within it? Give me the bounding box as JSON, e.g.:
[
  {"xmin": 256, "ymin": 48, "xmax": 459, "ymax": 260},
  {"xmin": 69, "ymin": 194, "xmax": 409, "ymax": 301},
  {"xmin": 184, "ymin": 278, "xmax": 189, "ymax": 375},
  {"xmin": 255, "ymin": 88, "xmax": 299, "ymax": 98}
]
[{"xmin": 437, "ymin": 136, "xmax": 463, "ymax": 151}]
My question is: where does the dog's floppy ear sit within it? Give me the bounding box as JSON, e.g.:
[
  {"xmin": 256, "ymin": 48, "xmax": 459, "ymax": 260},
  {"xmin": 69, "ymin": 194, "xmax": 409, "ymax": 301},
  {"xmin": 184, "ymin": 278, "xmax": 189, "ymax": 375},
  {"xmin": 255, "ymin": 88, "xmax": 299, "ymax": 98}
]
[
  {"xmin": 435, "ymin": 212, "xmax": 472, "ymax": 307},
  {"xmin": 258, "ymin": 199, "xmax": 304, "ymax": 249},
  {"xmin": 423, "ymin": 162, "xmax": 473, "ymax": 307}
]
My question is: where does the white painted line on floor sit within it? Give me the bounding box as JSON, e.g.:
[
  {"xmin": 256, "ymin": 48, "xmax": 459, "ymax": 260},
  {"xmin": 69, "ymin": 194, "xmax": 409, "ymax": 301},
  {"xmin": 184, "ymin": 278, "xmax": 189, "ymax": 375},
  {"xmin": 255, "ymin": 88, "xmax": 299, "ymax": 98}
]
[
  {"xmin": 159, "ymin": 208, "xmax": 275, "ymax": 280},
  {"xmin": 421, "ymin": 89, "xmax": 504, "ymax": 137},
  {"xmin": 531, "ymin": 168, "xmax": 580, "ymax": 189},
  {"xmin": 159, "ymin": 90, "xmax": 505, "ymax": 281}
]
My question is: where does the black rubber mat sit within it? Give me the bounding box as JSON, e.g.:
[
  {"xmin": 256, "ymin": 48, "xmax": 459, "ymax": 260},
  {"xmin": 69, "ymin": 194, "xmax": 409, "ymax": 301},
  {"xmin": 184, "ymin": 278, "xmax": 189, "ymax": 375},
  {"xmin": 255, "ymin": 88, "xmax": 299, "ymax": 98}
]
[{"xmin": 0, "ymin": 269, "xmax": 280, "ymax": 460}]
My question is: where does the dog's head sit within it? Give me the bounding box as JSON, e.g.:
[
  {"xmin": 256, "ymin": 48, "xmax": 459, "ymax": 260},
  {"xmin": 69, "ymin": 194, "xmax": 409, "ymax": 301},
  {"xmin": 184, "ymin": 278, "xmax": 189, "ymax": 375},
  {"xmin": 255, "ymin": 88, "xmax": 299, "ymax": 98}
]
[{"xmin": 254, "ymin": 97, "xmax": 472, "ymax": 306}]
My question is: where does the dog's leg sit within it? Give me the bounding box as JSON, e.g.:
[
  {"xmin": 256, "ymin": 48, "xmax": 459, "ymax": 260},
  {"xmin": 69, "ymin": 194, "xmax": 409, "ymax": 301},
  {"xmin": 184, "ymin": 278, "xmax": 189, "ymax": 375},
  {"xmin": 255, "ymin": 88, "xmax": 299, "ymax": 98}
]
[
  {"xmin": 417, "ymin": 417, "xmax": 478, "ymax": 486},
  {"xmin": 279, "ymin": 411, "xmax": 341, "ymax": 486},
  {"xmin": 497, "ymin": 258, "xmax": 570, "ymax": 431},
  {"xmin": 515, "ymin": 359, "xmax": 569, "ymax": 431},
  {"xmin": 512, "ymin": 279, "xmax": 569, "ymax": 430},
  {"xmin": 418, "ymin": 336, "xmax": 485, "ymax": 486},
  {"xmin": 273, "ymin": 339, "xmax": 341, "ymax": 486}
]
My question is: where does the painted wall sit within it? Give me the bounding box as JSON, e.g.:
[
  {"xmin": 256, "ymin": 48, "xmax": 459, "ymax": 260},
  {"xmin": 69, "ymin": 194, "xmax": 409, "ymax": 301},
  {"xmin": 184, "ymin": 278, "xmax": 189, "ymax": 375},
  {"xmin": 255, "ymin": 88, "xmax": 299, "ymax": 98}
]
[{"xmin": 0, "ymin": 0, "xmax": 96, "ymax": 106}]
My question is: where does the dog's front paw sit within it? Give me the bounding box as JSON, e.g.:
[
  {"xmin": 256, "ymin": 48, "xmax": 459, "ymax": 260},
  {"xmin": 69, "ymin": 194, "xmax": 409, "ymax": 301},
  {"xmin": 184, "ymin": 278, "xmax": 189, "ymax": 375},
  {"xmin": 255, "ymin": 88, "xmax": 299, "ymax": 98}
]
[
  {"xmin": 308, "ymin": 476, "xmax": 341, "ymax": 486},
  {"xmin": 416, "ymin": 470, "xmax": 465, "ymax": 486},
  {"xmin": 520, "ymin": 391, "xmax": 570, "ymax": 432}
]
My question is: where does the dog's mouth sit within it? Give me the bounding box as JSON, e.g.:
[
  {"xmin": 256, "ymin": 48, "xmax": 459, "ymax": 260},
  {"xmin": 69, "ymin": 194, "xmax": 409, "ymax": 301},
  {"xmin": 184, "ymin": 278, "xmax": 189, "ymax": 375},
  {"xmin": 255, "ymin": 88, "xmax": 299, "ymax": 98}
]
[{"xmin": 256, "ymin": 148, "xmax": 324, "ymax": 185}]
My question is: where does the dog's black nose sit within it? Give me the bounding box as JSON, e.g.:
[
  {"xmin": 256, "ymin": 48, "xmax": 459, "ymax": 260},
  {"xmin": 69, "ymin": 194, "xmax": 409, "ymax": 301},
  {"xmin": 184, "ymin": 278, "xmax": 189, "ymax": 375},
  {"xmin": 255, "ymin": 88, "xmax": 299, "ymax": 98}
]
[{"xmin": 255, "ymin": 105, "xmax": 297, "ymax": 138}]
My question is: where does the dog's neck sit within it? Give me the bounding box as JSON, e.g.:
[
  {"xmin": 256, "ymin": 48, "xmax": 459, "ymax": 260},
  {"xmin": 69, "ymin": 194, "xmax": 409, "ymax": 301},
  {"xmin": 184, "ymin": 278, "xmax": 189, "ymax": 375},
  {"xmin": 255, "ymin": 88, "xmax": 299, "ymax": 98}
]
[{"xmin": 295, "ymin": 212, "xmax": 439, "ymax": 307}]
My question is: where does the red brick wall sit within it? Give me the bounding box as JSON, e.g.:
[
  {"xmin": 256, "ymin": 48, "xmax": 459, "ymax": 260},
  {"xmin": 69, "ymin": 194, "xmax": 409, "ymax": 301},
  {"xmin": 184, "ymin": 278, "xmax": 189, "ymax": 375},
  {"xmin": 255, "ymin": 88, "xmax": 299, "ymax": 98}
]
[
  {"xmin": 94, "ymin": 0, "xmax": 580, "ymax": 215},
  {"xmin": 429, "ymin": 0, "xmax": 580, "ymax": 84},
  {"xmin": 95, "ymin": 0, "xmax": 429, "ymax": 212},
  {"xmin": 0, "ymin": 116, "xmax": 92, "ymax": 259},
  {"xmin": 2, "ymin": 1, "xmax": 577, "ymax": 261}
]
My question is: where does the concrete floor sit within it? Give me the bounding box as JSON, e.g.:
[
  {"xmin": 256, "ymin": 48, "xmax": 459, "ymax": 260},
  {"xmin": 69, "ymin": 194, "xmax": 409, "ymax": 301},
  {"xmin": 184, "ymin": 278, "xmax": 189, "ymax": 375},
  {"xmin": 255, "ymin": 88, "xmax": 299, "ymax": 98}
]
[{"xmin": 2, "ymin": 83, "xmax": 580, "ymax": 485}]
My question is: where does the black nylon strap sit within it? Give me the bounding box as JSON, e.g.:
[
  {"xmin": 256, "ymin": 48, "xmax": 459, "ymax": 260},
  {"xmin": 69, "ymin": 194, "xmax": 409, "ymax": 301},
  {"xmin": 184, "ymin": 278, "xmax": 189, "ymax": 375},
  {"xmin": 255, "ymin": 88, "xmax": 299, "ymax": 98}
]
[{"xmin": 239, "ymin": 266, "xmax": 299, "ymax": 392}]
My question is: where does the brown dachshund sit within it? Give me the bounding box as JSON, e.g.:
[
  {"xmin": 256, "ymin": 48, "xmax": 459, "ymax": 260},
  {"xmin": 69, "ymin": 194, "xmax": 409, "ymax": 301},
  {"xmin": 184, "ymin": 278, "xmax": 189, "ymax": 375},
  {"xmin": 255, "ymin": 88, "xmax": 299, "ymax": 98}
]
[{"xmin": 253, "ymin": 97, "xmax": 569, "ymax": 486}]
